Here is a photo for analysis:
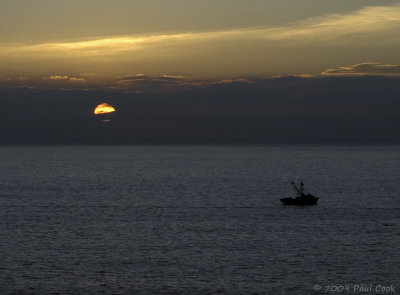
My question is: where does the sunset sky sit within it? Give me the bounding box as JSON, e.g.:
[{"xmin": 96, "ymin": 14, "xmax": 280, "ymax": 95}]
[
  {"xmin": 2, "ymin": 0, "xmax": 400, "ymax": 81},
  {"xmin": 1, "ymin": 0, "xmax": 400, "ymax": 143}
]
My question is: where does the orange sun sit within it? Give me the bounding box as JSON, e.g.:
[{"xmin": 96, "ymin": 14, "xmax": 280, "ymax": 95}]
[{"xmin": 94, "ymin": 103, "xmax": 116, "ymax": 115}]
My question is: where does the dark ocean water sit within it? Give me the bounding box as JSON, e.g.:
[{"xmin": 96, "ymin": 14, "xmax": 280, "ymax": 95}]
[{"xmin": 0, "ymin": 145, "xmax": 399, "ymax": 295}]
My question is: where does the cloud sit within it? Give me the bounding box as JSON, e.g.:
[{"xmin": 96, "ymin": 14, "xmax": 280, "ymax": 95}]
[
  {"xmin": 69, "ymin": 77, "xmax": 86, "ymax": 82},
  {"xmin": 160, "ymin": 74, "xmax": 186, "ymax": 80},
  {"xmin": 124, "ymin": 73, "xmax": 145, "ymax": 78},
  {"xmin": 0, "ymin": 4, "xmax": 400, "ymax": 78},
  {"xmin": 0, "ymin": 72, "xmax": 258, "ymax": 92},
  {"xmin": 48, "ymin": 75, "xmax": 87, "ymax": 82},
  {"xmin": 319, "ymin": 63, "xmax": 400, "ymax": 77},
  {"xmin": 2, "ymin": 63, "xmax": 400, "ymax": 93},
  {"xmin": 111, "ymin": 74, "xmax": 201, "ymax": 93},
  {"xmin": 1, "ymin": 3, "xmax": 399, "ymax": 58},
  {"xmin": 213, "ymin": 78, "xmax": 254, "ymax": 85},
  {"xmin": 49, "ymin": 75, "xmax": 69, "ymax": 80},
  {"xmin": 0, "ymin": 73, "xmax": 202, "ymax": 91},
  {"xmin": 264, "ymin": 4, "xmax": 400, "ymax": 43}
]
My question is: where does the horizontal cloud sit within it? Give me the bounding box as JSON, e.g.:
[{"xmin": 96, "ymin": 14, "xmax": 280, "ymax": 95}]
[
  {"xmin": 320, "ymin": 63, "xmax": 400, "ymax": 77},
  {"xmin": 0, "ymin": 73, "xmax": 200, "ymax": 92},
  {"xmin": 212, "ymin": 78, "xmax": 254, "ymax": 85},
  {"xmin": 111, "ymin": 74, "xmax": 202, "ymax": 93},
  {"xmin": 49, "ymin": 75, "xmax": 69, "ymax": 80},
  {"xmin": 69, "ymin": 77, "xmax": 86, "ymax": 82},
  {"xmin": 265, "ymin": 4, "xmax": 400, "ymax": 43},
  {"xmin": 1, "ymin": 64, "xmax": 400, "ymax": 93},
  {"xmin": 1, "ymin": 4, "xmax": 399, "ymax": 55},
  {"xmin": 48, "ymin": 75, "xmax": 87, "ymax": 82}
]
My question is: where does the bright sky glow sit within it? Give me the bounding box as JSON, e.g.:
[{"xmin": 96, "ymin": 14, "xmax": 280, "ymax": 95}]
[{"xmin": 0, "ymin": 1, "xmax": 399, "ymax": 82}]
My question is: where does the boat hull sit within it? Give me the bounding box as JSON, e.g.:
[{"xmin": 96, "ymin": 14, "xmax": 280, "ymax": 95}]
[{"xmin": 280, "ymin": 196, "xmax": 318, "ymax": 205}]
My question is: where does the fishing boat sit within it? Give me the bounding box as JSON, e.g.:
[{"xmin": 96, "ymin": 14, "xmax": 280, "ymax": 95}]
[{"xmin": 280, "ymin": 181, "xmax": 318, "ymax": 205}]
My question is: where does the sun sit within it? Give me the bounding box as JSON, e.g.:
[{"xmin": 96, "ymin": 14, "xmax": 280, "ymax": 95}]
[{"xmin": 94, "ymin": 103, "xmax": 116, "ymax": 115}]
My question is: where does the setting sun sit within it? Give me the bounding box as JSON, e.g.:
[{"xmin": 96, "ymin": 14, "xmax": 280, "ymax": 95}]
[{"xmin": 94, "ymin": 103, "xmax": 116, "ymax": 115}]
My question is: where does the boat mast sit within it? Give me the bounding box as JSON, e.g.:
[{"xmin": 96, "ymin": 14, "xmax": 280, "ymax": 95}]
[{"xmin": 291, "ymin": 181, "xmax": 305, "ymax": 197}]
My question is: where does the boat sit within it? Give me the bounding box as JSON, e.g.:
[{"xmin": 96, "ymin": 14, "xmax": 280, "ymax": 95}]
[{"xmin": 280, "ymin": 181, "xmax": 318, "ymax": 205}]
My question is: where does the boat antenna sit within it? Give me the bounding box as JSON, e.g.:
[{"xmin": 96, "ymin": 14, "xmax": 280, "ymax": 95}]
[{"xmin": 291, "ymin": 181, "xmax": 302, "ymax": 197}]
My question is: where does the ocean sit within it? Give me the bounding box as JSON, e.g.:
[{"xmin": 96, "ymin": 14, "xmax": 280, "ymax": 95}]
[{"xmin": 0, "ymin": 145, "xmax": 399, "ymax": 294}]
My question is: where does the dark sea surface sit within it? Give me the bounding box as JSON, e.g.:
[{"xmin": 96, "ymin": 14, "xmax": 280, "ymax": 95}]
[{"xmin": 0, "ymin": 145, "xmax": 399, "ymax": 295}]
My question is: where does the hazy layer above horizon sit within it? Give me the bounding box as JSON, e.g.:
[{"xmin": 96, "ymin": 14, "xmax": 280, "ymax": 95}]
[{"xmin": 0, "ymin": 77, "xmax": 399, "ymax": 144}]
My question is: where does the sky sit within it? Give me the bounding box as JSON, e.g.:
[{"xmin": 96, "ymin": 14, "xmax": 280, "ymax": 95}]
[
  {"xmin": 1, "ymin": 0, "xmax": 400, "ymax": 79},
  {"xmin": 1, "ymin": 0, "xmax": 400, "ymax": 143}
]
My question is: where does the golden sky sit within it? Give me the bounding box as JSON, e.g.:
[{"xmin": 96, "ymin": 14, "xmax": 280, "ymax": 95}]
[{"xmin": 1, "ymin": 0, "xmax": 400, "ymax": 84}]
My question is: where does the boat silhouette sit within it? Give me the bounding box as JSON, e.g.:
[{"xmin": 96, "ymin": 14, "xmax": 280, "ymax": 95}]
[{"xmin": 280, "ymin": 181, "xmax": 318, "ymax": 205}]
